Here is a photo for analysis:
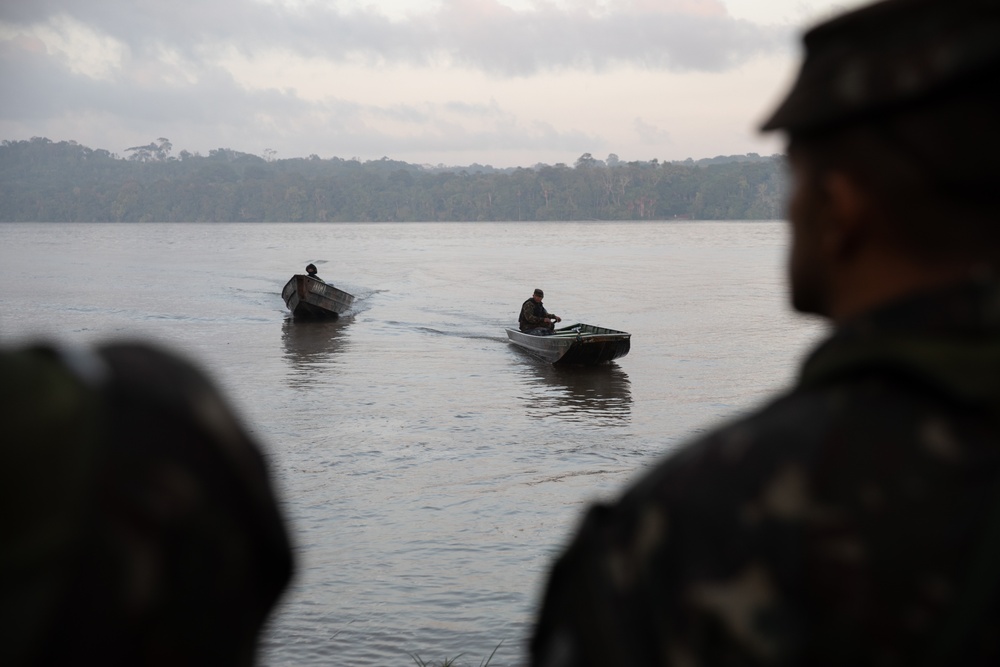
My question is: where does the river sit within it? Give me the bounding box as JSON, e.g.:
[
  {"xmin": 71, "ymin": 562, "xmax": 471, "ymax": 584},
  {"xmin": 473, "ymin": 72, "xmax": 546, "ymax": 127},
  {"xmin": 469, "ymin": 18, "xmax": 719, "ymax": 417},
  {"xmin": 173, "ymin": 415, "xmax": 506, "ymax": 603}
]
[{"xmin": 0, "ymin": 221, "xmax": 826, "ymax": 665}]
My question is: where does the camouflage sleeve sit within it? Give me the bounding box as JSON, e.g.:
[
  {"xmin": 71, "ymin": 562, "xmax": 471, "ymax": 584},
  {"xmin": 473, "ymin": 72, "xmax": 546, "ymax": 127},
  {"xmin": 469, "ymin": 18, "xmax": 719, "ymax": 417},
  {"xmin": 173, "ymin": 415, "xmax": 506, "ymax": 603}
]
[
  {"xmin": 531, "ymin": 503, "xmax": 670, "ymax": 667},
  {"xmin": 522, "ymin": 299, "xmax": 548, "ymax": 326},
  {"xmin": 530, "ymin": 407, "xmax": 818, "ymax": 667},
  {"xmin": 531, "ymin": 368, "xmax": 1000, "ymax": 667}
]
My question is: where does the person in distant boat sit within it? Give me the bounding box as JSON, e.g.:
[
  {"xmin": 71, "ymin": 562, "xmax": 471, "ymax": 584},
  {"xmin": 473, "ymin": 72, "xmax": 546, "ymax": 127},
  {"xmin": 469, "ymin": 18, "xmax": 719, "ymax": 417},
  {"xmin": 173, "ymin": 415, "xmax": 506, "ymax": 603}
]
[
  {"xmin": 519, "ymin": 288, "xmax": 561, "ymax": 335},
  {"xmin": 305, "ymin": 263, "xmax": 325, "ymax": 283}
]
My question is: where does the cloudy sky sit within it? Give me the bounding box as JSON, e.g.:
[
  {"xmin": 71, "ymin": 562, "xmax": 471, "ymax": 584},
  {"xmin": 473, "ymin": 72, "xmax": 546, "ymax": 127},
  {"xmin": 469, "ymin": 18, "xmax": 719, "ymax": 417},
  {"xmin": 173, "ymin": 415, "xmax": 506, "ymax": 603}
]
[{"xmin": 0, "ymin": 0, "xmax": 869, "ymax": 168}]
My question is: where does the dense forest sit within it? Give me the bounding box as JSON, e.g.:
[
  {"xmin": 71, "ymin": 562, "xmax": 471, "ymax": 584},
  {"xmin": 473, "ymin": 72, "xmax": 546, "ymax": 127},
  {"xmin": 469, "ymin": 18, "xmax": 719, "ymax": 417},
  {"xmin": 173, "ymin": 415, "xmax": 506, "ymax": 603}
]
[{"xmin": 0, "ymin": 137, "xmax": 788, "ymax": 222}]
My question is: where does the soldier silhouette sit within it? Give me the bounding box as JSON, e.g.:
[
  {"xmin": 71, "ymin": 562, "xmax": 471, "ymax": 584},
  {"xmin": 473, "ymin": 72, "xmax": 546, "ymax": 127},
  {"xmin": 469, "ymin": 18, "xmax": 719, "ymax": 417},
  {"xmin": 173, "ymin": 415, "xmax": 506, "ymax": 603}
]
[
  {"xmin": 2, "ymin": 342, "xmax": 293, "ymax": 666},
  {"xmin": 531, "ymin": 0, "xmax": 1000, "ymax": 664}
]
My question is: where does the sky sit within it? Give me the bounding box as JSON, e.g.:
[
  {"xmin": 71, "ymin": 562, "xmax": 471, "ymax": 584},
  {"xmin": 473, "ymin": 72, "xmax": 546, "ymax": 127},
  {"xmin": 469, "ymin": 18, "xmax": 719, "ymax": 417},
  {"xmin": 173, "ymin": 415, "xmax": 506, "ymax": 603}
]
[{"xmin": 0, "ymin": 0, "xmax": 870, "ymax": 168}]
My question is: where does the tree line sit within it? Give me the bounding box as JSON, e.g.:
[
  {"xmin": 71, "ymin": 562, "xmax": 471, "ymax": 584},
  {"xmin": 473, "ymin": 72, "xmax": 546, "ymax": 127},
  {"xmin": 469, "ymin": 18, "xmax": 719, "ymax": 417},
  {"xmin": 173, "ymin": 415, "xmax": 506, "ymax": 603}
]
[{"xmin": 0, "ymin": 137, "xmax": 788, "ymax": 222}]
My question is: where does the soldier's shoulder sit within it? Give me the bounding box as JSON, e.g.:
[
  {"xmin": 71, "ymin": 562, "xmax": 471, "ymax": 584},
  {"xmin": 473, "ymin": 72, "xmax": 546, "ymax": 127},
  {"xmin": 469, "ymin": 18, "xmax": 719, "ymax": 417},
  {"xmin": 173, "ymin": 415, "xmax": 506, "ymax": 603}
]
[{"xmin": 624, "ymin": 387, "xmax": 833, "ymax": 505}]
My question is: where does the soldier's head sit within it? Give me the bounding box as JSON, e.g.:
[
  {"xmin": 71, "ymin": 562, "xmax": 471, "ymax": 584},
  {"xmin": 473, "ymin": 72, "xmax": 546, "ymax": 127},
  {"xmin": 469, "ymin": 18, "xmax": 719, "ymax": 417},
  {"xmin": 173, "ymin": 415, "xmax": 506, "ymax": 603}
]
[
  {"xmin": 533, "ymin": 288, "xmax": 544, "ymax": 302},
  {"xmin": 305, "ymin": 263, "xmax": 318, "ymax": 275},
  {"xmin": 762, "ymin": 0, "xmax": 1000, "ymax": 317},
  {"xmin": 2, "ymin": 343, "xmax": 294, "ymax": 666}
]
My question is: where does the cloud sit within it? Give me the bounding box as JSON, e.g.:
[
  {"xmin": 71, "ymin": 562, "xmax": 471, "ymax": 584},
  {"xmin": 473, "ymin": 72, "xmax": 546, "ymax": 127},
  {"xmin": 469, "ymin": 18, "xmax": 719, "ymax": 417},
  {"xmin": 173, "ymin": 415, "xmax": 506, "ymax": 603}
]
[
  {"xmin": 432, "ymin": 0, "xmax": 786, "ymax": 75},
  {"xmin": 1, "ymin": 0, "xmax": 790, "ymax": 78},
  {"xmin": 633, "ymin": 117, "xmax": 672, "ymax": 147},
  {"xmin": 0, "ymin": 26, "xmax": 597, "ymax": 164},
  {"xmin": 0, "ymin": 0, "xmax": 797, "ymax": 166},
  {"xmin": 0, "ymin": 35, "xmax": 295, "ymax": 124}
]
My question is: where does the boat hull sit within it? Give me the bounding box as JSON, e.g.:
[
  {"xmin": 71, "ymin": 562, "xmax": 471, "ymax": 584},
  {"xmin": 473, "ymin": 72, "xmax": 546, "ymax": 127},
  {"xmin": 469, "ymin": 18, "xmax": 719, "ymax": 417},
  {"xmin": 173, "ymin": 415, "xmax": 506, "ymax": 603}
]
[
  {"xmin": 505, "ymin": 323, "xmax": 630, "ymax": 365},
  {"xmin": 282, "ymin": 275, "xmax": 355, "ymax": 319}
]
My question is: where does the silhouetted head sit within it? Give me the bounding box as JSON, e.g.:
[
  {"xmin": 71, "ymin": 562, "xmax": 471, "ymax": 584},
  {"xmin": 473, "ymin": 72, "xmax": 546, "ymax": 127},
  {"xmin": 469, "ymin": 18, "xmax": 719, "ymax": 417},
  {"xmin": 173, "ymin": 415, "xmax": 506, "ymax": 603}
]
[
  {"xmin": 761, "ymin": 0, "xmax": 1000, "ymax": 317},
  {"xmin": 2, "ymin": 343, "xmax": 294, "ymax": 667}
]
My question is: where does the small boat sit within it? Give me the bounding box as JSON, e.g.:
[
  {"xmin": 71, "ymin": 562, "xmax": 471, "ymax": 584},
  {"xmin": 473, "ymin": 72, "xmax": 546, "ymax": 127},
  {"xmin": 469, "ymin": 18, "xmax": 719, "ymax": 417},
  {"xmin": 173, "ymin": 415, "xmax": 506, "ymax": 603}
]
[
  {"xmin": 282, "ymin": 274, "xmax": 355, "ymax": 319},
  {"xmin": 505, "ymin": 323, "xmax": 631, "ymax": 365}
]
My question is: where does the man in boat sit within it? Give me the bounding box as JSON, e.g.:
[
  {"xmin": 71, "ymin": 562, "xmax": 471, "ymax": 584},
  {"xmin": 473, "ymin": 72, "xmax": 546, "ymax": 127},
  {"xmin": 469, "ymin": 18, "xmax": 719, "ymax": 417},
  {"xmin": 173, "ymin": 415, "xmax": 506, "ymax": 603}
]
[
  {"xmin": 519, "ymin": 288, "xmax": 562, "ymax": 335},
  {"xmin": 1, "ymin": 342, "xmax": 294, "ymax": 665},
  {"xmin": 305, "ymin": 262, "xmax": 325, "ymax": 283},
  {"xmin": 531, "ymin": 0, "xmax": 1000, "ymax": 664}
]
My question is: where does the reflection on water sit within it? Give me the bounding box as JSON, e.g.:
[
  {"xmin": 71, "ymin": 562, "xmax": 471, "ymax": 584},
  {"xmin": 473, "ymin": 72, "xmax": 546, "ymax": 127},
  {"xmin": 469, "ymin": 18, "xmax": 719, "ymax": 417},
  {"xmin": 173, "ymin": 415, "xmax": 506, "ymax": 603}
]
[
  {"xmin": 516, "ymin": 354, "xmax": 632, "ymax": 424},
  {"xmin": 281, "ymin": 317, "xmax": 350, "ymax": 386}
]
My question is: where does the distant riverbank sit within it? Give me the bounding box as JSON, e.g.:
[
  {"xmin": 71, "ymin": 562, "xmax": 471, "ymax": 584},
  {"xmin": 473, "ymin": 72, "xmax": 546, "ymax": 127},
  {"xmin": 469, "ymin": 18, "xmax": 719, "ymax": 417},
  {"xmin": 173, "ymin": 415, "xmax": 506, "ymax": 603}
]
[{"xmin": 1, "ymin": 137, "xmax": 787, "ymax": 223}]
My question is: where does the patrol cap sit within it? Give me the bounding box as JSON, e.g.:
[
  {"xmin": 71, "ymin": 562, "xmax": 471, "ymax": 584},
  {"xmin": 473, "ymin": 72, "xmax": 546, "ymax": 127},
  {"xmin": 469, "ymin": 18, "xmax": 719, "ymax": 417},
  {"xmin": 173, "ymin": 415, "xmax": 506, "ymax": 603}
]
[
  {"xmin": 534, "ymin": 288, "xmax": 544, "ymax": 297},
  {"xmin": 760, "ymin": 0, "xmax": 1000, "ymax": 134}
]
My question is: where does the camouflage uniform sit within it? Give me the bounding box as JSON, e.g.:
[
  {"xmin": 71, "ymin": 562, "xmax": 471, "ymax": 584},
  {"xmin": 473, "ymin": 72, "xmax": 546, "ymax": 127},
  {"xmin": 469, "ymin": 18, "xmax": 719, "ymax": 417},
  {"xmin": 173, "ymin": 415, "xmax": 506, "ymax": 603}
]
[
  {"xmin": 532, "ymin": 0, "xmax": 1000, "ymax": 665},
  {"xmin": 532, "ymin": 278, "xmax": 1000, "ymax": 666},
  {"xmin": 521, "ymin": 297, "xmax": 557, "ymax": 333},
  {"xmin": 1, "ymin": 343, "xmax": 293, "ymax": 666}
]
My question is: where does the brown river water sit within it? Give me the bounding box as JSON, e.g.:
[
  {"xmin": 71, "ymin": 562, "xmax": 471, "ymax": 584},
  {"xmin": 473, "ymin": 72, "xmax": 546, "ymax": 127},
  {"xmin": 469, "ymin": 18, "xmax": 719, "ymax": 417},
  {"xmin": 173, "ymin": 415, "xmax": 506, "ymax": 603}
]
[{"xmin": 0, "ymin": 221, "xmax": 825, "ymax": 665}]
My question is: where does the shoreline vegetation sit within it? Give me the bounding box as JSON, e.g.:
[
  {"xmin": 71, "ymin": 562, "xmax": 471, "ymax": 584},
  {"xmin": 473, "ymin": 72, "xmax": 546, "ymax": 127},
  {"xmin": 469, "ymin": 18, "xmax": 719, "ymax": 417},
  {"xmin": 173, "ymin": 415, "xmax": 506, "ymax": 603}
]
[
  {"xmin": 1, "ymin": 137, "xmax": 787, "ymax": 223},
  {"xmin": 410, "ymin": 639, "xmax": 504, "ymax": 667}
]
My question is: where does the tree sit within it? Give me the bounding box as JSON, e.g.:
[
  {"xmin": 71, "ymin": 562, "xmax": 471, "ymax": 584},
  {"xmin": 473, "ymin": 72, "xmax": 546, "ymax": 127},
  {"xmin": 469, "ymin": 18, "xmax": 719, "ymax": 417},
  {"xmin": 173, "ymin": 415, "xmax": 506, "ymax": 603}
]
[
  {"xmin": 125, "ymin": 137, "xmax": 171, "ymax": 162},
  {"xmin": 0, "ymin": 137, "xmax": 789, "ymax": 222},
  {"xmin": 574, "ymin": 153, "xmax": 598, "ymax": 169},
  {"xmin": 155, "ymin": 137, "xmax": 172, "ymax": 161}
]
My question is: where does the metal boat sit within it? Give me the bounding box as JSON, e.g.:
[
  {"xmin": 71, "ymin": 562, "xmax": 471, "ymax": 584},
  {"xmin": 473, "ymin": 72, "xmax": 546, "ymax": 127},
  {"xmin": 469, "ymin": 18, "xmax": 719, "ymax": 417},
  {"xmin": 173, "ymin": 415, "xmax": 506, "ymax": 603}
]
[
  {"xmin": 282, "ymin": 274, "xmax": 355, "ymax": 319},
  {"xmin": 505, "ymin": 323, "xmax": 631, "ymax": 365}
]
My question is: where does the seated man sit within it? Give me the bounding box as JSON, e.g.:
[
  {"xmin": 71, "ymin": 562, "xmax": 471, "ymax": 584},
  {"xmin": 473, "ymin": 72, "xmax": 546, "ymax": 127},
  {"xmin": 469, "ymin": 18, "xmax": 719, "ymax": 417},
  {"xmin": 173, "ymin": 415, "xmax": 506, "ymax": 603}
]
[
  {"xmin": 520, "ymin": 288, "xmax": 562, "ymax": 335},
  {"xmin": 305, "ymin": 263, "xmax": 325, "ymax": 283}
]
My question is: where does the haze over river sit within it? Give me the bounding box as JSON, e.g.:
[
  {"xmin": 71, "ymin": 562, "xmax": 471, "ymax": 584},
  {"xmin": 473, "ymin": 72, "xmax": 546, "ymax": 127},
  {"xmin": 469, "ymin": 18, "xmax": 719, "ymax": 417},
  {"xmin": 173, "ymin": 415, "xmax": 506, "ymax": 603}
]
[{"xmin": 0, "ymin": 221, "xmax": 825, "ymax": 665}]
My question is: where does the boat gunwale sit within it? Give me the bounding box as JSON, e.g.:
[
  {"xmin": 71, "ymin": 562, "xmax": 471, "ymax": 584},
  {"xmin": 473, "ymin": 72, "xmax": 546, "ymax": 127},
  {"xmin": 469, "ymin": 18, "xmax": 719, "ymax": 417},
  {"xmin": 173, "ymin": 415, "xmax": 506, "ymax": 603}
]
[
  {"xmin": 282, "ymin": 274, "xmax": 356, "ymax": 319},
  {"xmin": 504, "ymin": 323, "xmax": 631, "ymax": 365}
]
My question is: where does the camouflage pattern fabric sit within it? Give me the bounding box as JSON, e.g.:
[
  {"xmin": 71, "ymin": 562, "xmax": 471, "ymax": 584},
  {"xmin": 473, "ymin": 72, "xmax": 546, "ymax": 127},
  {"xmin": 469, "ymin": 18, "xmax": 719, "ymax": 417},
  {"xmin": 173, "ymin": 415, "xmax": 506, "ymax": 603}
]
[
  {"xmin": 760, "ymin": 0, "xmax": 1000, "ymax": 134},
  {"xmin": 531, "ymin": 279, "xmax": 1000, "ymax": 666},
  {"xmin": 1, "ymin": 343, "xmax": 293, "ymax": 666},
  {"xmin": 520, "ymin": 297, "xmax": 556, "ymax": 332}
]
